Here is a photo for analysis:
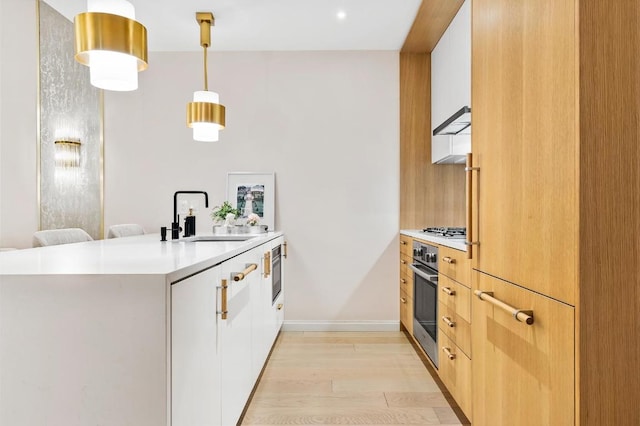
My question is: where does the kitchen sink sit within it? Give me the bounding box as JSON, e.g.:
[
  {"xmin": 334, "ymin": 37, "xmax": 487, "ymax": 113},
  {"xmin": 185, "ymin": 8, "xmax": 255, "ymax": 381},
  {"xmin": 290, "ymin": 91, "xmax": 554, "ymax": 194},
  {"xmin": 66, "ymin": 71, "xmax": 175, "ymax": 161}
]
[{"xmin": 182, "ymin": 235, "xmax": 258, "ymax": 242}]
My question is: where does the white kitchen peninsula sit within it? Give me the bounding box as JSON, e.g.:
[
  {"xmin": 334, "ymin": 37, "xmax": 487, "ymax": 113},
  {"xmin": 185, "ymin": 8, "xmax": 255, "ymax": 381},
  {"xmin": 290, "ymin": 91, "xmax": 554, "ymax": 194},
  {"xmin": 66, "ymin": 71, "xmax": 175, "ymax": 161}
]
[{"xmin": 0, "ymin": 232, "xmax": 285, "ymax": 426}]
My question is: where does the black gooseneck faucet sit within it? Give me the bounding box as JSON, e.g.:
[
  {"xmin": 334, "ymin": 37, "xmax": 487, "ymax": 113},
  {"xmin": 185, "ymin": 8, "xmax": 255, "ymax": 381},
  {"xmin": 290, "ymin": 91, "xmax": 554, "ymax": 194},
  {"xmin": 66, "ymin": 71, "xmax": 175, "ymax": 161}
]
[{"xmin": 173, "ymin": 191, "xmax": 209, "ymax": 239}]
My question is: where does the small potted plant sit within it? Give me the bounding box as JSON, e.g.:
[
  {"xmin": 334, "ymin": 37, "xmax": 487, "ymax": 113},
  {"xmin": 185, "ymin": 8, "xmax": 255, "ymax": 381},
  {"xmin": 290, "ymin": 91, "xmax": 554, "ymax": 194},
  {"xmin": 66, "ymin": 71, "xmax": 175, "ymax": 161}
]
[
  {"xmin": 246, "ymin": 213, "xmax": 263, "ymax": 234},
  {"xmin": 211, "ymin": 201, "xmax": 239, "ymax": 234}
]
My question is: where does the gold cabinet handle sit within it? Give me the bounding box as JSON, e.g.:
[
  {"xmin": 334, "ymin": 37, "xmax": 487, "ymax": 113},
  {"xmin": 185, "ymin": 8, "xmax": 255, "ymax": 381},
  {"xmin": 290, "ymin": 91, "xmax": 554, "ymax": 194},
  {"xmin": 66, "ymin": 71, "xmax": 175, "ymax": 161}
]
[
  {"xmin": 234, "ymin": 263, "xmax": 258, "ymax": 281},
  {"xmin": 475, "ymin": 290, "xmax": 534, "ymax": 325},
  {"xmin": 277, "ymin": 303, "xmax": 283, "ymax": 310},
  {"xmin": 263, "ymin": 251, "xmax": 271, "ymax": 278},
  {"xmin": 442, "ymin": 346, "xmax": 456, "ymax": 360},
  {"xmin": 442, "ymin": 316, "xmax": 456, "ymax": 328},
  {"xmin": 401, "ymin": 259, "xmax": 407, "ymax": 265},
  {"xmin": 218, "ymin": 279, "xmax": 229, "ymax": 320},
  {"xmin": 442, "ymin": 287, "xmax": 456, "ymax": 296},
  {"xmin": 400, "ymin": 278, "xmax": 407, "ymax": 284},
  {"xmin": 401, "ymin": 297, "xmax": 407, "ymax": 304},
  {"xmin": 283, "ymin": 241, "xmax": 288, "ymax": 258},
  {"xmin": 400, "ymin": 240, "xmax": 407, "ymax": 245},
  {"xmin": 442, "ymin": 256, "xmax": 455, "ymax": 264},
  {"xmin": 465, "ymin": 153, "xmax": 480, "ymax": 260}
]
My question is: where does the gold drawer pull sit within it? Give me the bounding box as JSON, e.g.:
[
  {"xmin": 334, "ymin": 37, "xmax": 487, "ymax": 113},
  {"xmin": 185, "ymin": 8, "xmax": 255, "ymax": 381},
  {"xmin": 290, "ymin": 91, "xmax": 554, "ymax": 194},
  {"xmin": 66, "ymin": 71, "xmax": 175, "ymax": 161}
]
[
  {"xmin": 475, "ymin": 290, "xmax": 534, "ymax": 325},
  {"xmin": 442, "ymin": 346, "xmax": 456, "ymax": 360},
  {"xmin": 442, "ymin": 316, "xmax": 456, "ymax": 327},
  {"xmin": 401, "ymin": 297, "xmax": 407, "ymax": 304},
  {"xmin": 400, "ymin": 240, "xmax": 407, "ymax": 245},
  {"xmin": 401, "ymin": 259, "xmax": 407, "ymax": 265},
  {"xmin": 234, "ymin": 263, "xmax": 258, "ymax": 281},
  {"xmin": 277, "ymin": 304, "xmax": 283, "ymax": 311},
  {"xmin": 443, "ymin": 256, "xmax": 456, "ymax": 264},
  {"xmin": 442, "ymin": 287, "xmax": 456, "ymax": 296},
  {"xmin": 218, "ymin": 279, "xmax": 229, "ymax": 320},
  {"xmin": 400, "ymin": 278, "xmax": 407, "ymax": 284}
]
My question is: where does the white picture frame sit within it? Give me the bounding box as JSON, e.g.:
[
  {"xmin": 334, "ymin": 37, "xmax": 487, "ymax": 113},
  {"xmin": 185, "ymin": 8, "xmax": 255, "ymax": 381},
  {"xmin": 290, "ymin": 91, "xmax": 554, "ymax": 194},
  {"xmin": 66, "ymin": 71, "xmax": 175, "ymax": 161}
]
[{"xmin": 227, "ymin": 172, "xmax": 276, "ymax": 231}]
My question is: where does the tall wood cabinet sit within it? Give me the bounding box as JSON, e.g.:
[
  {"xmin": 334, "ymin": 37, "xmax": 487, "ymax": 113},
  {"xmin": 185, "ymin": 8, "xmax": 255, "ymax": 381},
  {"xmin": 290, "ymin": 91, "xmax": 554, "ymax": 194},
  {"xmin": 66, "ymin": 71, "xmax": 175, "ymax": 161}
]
[{"xmin": 470, "ymin": 0, "xmax": 640, "ymax": 425}]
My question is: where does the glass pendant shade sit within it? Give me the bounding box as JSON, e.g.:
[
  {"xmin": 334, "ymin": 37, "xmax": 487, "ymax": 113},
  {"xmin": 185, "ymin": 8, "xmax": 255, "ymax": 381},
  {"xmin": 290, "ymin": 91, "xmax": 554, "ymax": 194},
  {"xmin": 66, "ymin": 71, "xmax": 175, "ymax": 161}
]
[
  {"xmin": 74, "ymin": 0, "xmax": 148, "ymax": 91},
  {"xmin": 191, "ymin": 91, "xmax": 223, "ymax": 142}
]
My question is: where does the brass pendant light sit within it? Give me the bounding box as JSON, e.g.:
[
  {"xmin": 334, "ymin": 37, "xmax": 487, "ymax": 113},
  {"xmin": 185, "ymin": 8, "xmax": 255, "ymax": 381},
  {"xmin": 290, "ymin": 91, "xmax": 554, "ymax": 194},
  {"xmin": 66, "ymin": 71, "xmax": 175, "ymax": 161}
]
[
  {"xmin": 74, "ymin": 0, "xmax": 148, "ymax": 91},
  {"xmin": 187, "ymin": 12, "xmax": 226, "ymax": 142}
]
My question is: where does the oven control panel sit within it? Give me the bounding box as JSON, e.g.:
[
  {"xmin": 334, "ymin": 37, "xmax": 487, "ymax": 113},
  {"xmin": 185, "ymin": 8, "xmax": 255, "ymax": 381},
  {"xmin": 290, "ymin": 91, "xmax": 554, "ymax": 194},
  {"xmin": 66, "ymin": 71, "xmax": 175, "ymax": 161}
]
[{"xmin": 412, "ymin": 241, "xmax": 438, "ymax": 272}]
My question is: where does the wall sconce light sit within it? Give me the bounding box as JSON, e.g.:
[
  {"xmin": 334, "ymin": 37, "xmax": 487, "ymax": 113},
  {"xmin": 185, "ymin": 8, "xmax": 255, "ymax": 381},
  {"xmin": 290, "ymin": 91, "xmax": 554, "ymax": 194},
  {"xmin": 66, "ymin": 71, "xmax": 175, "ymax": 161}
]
[
  {"xmin": 74, "ymin": 0, "xmax": 148, "ymax": 91},
  {"xmin": 54, "ymin": 139, "xmax": 82, "ymax": 168},
  {"xmin": 186, "ymin": 12, "xmax": 226, "ymax": 142}
]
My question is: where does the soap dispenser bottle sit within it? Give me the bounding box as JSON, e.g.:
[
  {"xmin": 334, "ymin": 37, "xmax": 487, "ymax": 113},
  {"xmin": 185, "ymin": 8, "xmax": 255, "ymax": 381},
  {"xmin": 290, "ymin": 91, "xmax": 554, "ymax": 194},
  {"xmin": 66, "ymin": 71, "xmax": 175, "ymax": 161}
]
[{"xmin": 184, "ymin": 208, "xmax": 196, "ymax": 237}]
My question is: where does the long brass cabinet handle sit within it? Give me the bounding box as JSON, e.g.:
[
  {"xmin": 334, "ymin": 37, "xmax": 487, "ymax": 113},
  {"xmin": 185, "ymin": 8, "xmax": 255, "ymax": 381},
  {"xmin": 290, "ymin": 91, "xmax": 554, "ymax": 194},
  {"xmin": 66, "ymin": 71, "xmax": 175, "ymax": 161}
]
[
  {"xmin": 263, "ymin": 251, "xmax": 271, "ymax": 278},
  {"xmin": 442, "ymin": 316, "xmax": 456, "ymax": 327},
  {"xmin": 442, "ymin": 287, "xmax": 456, "ymax": 296},
  {"xmin": 442, "ymin": 347, "xmax": 456, "ymax": 360},
  {"xmin": 475, "ymin": 290, "xmax": 534, "ymax": 325},
  {"xmin": 443, "ymin": 256, "xmax": 455, "ymax": 264},
  {"xmin": 218, "ymin": 279, "xmax": 229, "ymax": 320},
  {"xmin": 234, "ymin": 263, "xmax": 258, "ymax": 281},
  {"xmin": 283, "ymin": 241, "xmax": 288, "ymax": 258},
  {"xmin": 465, "ymin": 153, "xmax": 480, "ymax": 260}
]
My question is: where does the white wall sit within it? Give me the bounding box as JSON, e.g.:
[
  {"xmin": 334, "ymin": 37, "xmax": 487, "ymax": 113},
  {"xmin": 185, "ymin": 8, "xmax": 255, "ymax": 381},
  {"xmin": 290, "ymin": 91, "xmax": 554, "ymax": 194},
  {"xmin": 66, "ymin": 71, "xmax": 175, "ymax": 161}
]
[
  {"xmin": 0, "ymin": 0, "xmax": 39, "ymax": 249},
  {"xmin": 105, "ymin": 51, "xmax": 400, "ymax": 325}
]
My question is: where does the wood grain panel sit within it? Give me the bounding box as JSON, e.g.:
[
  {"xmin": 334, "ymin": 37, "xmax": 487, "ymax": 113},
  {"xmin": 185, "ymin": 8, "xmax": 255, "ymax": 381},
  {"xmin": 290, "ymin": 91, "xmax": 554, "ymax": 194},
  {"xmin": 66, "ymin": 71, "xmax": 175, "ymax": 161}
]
[
  {"xmin": 437, "ymin": 332, "xmax": 472, "ymax": 419},
  {"xmin": 472, "ymin": 271, "xmax": 574, "ymax": 426},
  {"xmin": 578, "ymin": 1, "xmax": 640, "ymax": 424},
  {"xmin": 402, "ymin": 0, "xmax": 465, "ymax": 53},
  {"xmin": 399, "ymin": 53, "xmax": 466, "ymax": 229},
  {"xmin": 471, "ymin": 0, "xmax": 578, "ymax": 305}
]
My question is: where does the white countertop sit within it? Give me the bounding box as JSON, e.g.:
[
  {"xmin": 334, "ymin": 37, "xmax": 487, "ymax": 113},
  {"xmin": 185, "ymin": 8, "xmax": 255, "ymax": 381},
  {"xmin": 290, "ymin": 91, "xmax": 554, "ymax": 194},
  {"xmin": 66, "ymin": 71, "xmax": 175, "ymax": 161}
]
[
  {"xmin": 400, "ymin": 229, "xmax": 467, "ymax": 251},
  {"xmin": 0, "ymin": 232, "xmax": 283, "ymax": 280}
]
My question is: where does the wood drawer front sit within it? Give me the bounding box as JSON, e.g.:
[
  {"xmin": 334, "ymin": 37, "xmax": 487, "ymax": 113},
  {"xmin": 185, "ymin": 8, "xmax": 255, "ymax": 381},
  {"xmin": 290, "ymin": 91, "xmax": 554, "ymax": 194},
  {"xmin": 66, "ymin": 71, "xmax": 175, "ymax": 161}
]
[
  {"xmin": 472, "ymin": 271, "xmax": 574, "ymax": 426},
  {"xmin": 400, "ymin": 253, "xmax": 412, "ymax": 272},
  {"xmin": 439, "ymin": 302, "xmax": 471, "ymax": 358},
  {"xmin": 439, "ymin": 275, "xmax": 471, "ymax": 323},
  {"xmin": 439, "ymin": 332, "xmax": 472, "ymax": 419},
  {"xmin": 438, "ymin": 246, "xmax": 470, "ymax": 287},
  {"xmin": 400, "ymin": 274, "xmax": 413, "ymax": 299},
  {"xmin": 399, "ymin": 235, "xmax": 413, "ymax": 256},
  {"xmin": 400, "ymin": 288, "xmax": 413, "ymax": 334}
]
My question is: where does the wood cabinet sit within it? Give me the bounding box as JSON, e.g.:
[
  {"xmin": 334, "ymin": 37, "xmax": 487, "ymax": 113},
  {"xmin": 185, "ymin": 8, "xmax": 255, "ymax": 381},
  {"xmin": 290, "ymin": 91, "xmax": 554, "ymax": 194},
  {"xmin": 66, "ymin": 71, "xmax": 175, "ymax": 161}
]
[
  {"xmin": 470, "ymin": 0, "xmax": 640, "ymax": 424},
  {"xmin": 399, "ymin": 235, "xmax": 413, "ymax": 334},
  {"xmin": 472, "ymin": 271, "xmax": 574, "ymax": 426},
  {"xmin": 436, "ymin": 246, "xmax": 472, "ymax": 419},
  {"xmin": 439, "ymin": 332, "xmax": 472, "ymax": 418}
]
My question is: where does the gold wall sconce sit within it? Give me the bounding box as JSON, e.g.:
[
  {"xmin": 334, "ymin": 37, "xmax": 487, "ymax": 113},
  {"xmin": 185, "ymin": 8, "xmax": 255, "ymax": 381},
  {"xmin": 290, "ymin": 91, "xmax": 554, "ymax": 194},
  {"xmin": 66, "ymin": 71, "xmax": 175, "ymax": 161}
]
[
  {"xmin": 54, "ymin": 139, "xmax": 82, "ymax": 168},
  {"xmin": 74, "ymin": 0, "xmax": 148, "ymax": 91},
  {"xmin": 186, "ymin": 12, "xmax": 226, "ymax": 142}
]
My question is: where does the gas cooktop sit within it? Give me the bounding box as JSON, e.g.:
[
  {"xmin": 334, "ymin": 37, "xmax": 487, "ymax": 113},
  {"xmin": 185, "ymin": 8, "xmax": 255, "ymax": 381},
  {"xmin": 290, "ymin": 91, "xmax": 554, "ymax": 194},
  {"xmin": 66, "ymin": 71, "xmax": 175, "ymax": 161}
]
[{"xmin": 422, "ymin": 227, "xmax": 466, "ymax": 239}]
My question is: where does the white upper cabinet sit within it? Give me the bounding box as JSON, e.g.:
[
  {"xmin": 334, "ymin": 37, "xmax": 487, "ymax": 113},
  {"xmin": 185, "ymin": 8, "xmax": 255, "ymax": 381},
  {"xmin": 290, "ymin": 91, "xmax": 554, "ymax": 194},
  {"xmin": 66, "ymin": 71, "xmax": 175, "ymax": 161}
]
[{"xmin": 431, "ymin": 0, "xmax": 471, "ymax": 164}]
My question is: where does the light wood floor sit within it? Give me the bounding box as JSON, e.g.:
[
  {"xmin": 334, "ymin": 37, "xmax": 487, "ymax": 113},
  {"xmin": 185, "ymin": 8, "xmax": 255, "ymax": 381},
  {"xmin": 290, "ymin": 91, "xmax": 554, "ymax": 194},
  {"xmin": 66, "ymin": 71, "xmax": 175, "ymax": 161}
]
[{"xmin": 241, "ymin": 331, "xmax": 469, "ymax": 425}]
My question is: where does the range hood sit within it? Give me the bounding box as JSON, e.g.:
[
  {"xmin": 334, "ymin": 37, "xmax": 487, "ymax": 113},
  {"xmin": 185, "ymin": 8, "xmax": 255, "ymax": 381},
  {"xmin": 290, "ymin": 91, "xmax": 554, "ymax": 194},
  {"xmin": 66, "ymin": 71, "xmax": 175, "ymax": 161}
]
[{"xmin": 433, "ymin": 106, "xmax": 471, "ymax": 136}]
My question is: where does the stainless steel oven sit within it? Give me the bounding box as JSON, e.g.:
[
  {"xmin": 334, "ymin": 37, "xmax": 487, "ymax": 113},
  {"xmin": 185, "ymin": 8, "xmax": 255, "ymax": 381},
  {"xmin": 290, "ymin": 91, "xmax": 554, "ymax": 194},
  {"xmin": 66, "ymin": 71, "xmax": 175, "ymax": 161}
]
[
  {"xmin": 271, "ymin": 244, "xmax": 282, "ymax": 303},
  {"xmin": 409, "ymin": 241, "xmax": 439, "ymax": 368}
]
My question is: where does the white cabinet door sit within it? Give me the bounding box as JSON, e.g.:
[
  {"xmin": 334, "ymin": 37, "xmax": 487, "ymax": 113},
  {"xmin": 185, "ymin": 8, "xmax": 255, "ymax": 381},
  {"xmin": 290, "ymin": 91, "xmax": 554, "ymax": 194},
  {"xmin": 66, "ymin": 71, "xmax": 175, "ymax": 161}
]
[
  {"xmin": 219, "ymin": 250, "xmax": 258, "ymax": 426},
  {"xmin": 171, "ymin": 265, "xmax": 222, "ymax": 426}
]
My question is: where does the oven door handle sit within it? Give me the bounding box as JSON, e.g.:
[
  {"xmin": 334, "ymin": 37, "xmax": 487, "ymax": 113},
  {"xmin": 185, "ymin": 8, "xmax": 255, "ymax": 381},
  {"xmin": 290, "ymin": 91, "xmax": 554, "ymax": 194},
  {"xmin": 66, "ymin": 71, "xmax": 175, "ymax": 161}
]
[{"xmin": 409, "ymin": 263, "xmax": 438, "ymax": 283}]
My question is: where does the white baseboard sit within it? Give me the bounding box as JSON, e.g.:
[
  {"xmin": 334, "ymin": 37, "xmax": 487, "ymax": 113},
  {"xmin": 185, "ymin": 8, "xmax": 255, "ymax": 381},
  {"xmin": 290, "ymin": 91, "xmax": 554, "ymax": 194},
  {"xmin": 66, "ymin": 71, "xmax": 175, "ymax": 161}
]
[{"xmin": 282, "ymin": 320, "xmax": 400, "ymax": 332}]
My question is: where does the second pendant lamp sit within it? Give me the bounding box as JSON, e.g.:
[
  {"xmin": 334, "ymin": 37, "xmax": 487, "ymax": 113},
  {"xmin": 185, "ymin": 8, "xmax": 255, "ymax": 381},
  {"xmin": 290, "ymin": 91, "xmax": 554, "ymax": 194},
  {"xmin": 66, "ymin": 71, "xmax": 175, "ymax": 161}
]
[{"xmin": 187, "ymin": 12, "xmax": 226, "ymax": 142}]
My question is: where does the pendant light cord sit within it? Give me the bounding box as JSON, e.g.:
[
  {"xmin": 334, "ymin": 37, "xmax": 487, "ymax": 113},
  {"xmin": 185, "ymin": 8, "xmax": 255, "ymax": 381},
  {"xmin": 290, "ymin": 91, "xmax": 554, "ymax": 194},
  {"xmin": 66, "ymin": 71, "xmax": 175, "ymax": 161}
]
[{"xmin": 203, "ymin": 46, "xmax": 209, "ymax": 91}]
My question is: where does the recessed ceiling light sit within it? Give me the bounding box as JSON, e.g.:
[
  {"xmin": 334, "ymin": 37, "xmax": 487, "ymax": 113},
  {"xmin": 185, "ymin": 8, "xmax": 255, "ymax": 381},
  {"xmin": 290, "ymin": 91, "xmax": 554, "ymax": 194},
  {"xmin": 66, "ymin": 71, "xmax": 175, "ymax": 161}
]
[{"xmin": 336, "ymin": 10, "xmax": 347, "ymax": 21}]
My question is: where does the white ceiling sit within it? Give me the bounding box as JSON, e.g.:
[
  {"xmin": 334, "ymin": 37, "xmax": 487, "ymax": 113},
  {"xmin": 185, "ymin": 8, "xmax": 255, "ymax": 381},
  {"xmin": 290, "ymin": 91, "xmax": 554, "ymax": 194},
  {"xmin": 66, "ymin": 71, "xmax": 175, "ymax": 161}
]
[{"xmin": 45, "ymin": 0, "xmax": 422, "ymax": 52}]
